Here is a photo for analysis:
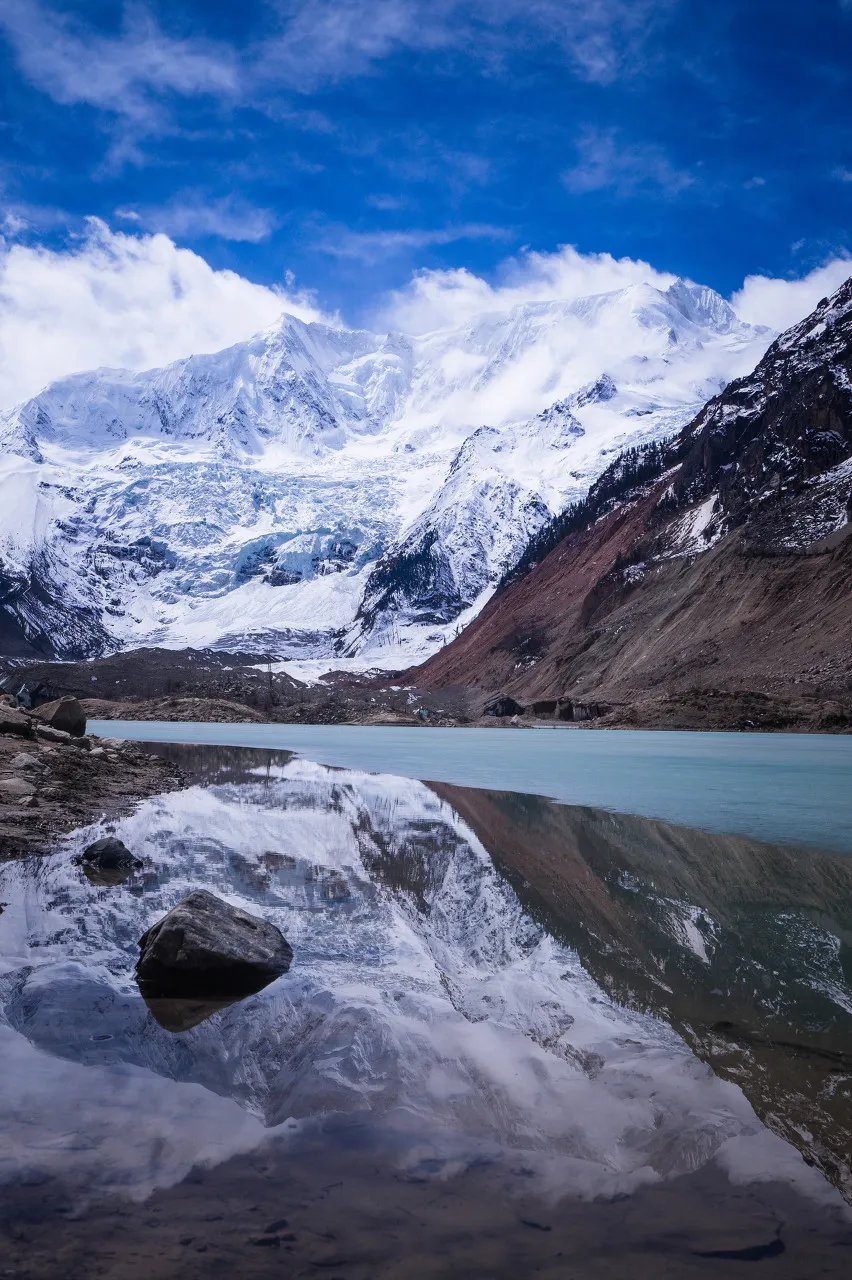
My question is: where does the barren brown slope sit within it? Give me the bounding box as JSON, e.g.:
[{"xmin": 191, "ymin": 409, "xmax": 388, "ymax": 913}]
[
  {"xmin": 416, "ymin": 497, "xmax": 852, "ymax": 724},
  {"xmin": 414, "ymin": 279, "xmax": 852, "ymax": 729}
]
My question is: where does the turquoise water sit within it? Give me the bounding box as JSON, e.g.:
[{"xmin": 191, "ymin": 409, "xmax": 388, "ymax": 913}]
[{"xmin": 89, "ymin": 721, "xmax": 852, "ymax": 853}]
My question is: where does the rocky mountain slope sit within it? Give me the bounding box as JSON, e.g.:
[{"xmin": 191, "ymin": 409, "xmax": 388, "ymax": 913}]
[
  {"xmin": 0, "ymin": 280, "xmax": 770, "ymax": 665},
  {"xmin": 415, "ymin": 278, "xmax": 852, "ymax": 729}
]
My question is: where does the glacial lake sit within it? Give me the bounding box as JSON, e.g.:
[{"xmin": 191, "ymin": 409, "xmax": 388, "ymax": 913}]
[
  {"xmin": 1, "ymin": 740, "xmax": 850, "ymax": 1276},
  {"xmin": 90, "ymin": 720, "xmax": 852, "ymax": 852}
]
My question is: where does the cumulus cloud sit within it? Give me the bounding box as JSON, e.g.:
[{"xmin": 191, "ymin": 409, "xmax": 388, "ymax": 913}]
[
  {"xmin": 0, "ymin": 220, "xmax": 327, "ymax": 409},
  {"xmin": 731, "ymin": 256, "xmax": 852, "ymax": 330},
  {"xmin": 378, "ymin": 243, "xmax": 677, "ymax": 333}
]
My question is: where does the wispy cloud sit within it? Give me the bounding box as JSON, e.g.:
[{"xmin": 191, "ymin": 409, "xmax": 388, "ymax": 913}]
[
  {"xmin": 0, "ymin": 2, "xmax": 238, "ymax": 124},
  {"xmin": 316, "ymin": 221, "xmax": 512, "ymax": 262},
  {"xmin": 116, "ymin": 194, "xmax": 279, "ymax": 244},
  {"xmin": 562, "ymin": 126, "xmax": 694, "ymax": 197},
  {"xmin": 1, "ymin": 1, "xmax": 677, "ymax": 121}
]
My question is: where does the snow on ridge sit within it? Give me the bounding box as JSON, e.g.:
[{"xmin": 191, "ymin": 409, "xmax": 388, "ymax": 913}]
[{"xmin": 0, "ymin": 277, "xmax": 776, "ymax": 666}]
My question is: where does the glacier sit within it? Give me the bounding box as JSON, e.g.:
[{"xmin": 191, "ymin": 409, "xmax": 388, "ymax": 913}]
[{"xmin": 0, "ymin": 278, "xmax": 774, "ymax": 667}]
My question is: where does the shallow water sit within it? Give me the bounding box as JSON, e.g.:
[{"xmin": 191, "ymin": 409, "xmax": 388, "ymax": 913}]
[
  {"xmin": 1, "ymin": 743, "xmax": 851, "ymax": 1277},
  {"xmin": 89, "ymin": 720, "xmax": 852, "ymax": 852}
]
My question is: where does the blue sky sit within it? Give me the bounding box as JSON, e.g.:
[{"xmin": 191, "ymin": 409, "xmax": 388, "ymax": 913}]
[{"xmin": 0, "ymin": 0, "xmax": 850, "ymax": 404}]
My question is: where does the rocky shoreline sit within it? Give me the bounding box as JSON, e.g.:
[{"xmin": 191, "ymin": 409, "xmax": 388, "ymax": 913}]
[
  {"xmin": 0, "ymin": 697, "xmax": 183, "ymax": 860},
  {"xmin": 2, "ymin": 647, "xmax": 849, "ymax": 734}
]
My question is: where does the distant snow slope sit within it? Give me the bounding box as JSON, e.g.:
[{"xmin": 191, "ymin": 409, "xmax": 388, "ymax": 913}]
[{"xmin": 0, "ymin": 279, "xmax": 773, "ymax": 664}]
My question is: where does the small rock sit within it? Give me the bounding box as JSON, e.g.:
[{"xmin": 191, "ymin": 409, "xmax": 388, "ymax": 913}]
[
  {"xmin": 33, "ymin": 695, "xmax": 86, "ymax": 738},
  {"xmin": 136, "ymin": 890, "xmax": 293, "ymax": 997}
]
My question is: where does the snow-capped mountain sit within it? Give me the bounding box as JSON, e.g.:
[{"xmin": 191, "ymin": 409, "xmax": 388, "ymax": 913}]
[
  {"xmin": 414, "ymin": 277, "xmax": 852, "ymax": 723},
  {"xmin": 0, "ymin": 278, "xmax": 773, "ymax": 665}
]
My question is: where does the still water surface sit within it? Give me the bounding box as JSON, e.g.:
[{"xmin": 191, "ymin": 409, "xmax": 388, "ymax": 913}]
[
  {"xmin": 0, "ymin": 742, "xmax": 850, "ymax": 1277},
  {"xmin": 90, "ymin": 720, "xmax": 852, "ymax": 852}
]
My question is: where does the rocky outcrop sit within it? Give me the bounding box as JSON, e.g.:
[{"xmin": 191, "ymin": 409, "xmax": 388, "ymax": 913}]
[
  {"xmin": 414, "ymin": 278, "xmax": 852, "ymax": 727},
  {"xmin": 136, "ymin": 890, "xmax": 293, "ymax": 997}
]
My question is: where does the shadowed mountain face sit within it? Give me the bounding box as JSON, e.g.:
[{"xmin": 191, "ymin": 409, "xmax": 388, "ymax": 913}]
[
  {"xmin": 430, "ymin": 782, "xmax": 852, "ymax": 1200},
  {"xmin": 416, "ymin": 279, "xmax": 852, "ymax": 728}
]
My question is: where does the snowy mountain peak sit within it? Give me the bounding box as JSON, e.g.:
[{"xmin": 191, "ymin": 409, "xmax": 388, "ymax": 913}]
[
  {"xmin": 0, "ymin": 272, "xmax": 780, "ymax": 666},
  {"xmin": 664, "ymin": 279, "xmax": 741, "ymax": 333}
]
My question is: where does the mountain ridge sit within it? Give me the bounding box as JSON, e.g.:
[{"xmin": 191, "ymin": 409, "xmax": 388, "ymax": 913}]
[{"xmin": 0, "ymin": 277, "xmax": 772, "ymax": 663}]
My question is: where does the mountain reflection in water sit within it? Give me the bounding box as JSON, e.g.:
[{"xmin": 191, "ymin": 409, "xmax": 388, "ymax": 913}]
[{"xmin": 0, "ymin": 742, "xmax": 850, "ymax": 1278}]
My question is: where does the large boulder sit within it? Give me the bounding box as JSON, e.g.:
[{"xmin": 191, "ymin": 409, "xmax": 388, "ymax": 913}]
[
  {"xmin": 34, "ymin": 695, "xmax": 86, "ymax": 738},
  {"xmin": 80, "ymin": 836, "xmax": 142, "ymax": 886},
  {"xmin": 136, "ymin": 890, "xmax": 293, "ymax": 997}
]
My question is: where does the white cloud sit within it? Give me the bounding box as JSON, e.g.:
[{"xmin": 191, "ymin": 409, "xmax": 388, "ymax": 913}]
[
  {"xmin": 2, "ymin": 222, "xmax": 846, "ymax": 422},
  {"xmin": 2, "ymin": 1, "xmax": 675, "ymax": 124},
  {"xmin": 0, "ymin": 219, "xmax": 327, "ymax": 409},
  {"xmin": 0, "ymin": 1, "xmax": 237, "ymax": 127},
  {"xmin": 730, "ymin": 257, "xmax": 852, "ymax": 330},
  {"xmin": 378, "ymin": 243, "xmax": 677, "ymax": 333}
]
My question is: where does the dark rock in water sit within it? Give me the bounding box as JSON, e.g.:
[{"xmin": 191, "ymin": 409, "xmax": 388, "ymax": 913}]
[
  {"xmin": 34, "ymin": 695, "xmax": 86, "ymax": 738},
  {"xmin": 80, "ymin": 836, "xmax": 142, "ymax": 886},
  {"xmin": 136, "ymin": 889, "xmax": 293, "ymax": 997},
  {"xmin": 142, "ymin": 993, "xmax": 245, "ymax": 1033},
  {"xmin": 484, "ymin": 695, "xmax": 525, "ymax": 718}
]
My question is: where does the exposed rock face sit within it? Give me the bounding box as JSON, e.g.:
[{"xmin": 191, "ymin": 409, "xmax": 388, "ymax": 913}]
[
  {"xmin": 415, "ymin": 278, "xmax": 852, "ymax": 727},
  {"xmin": 483, "ymin": 695, "xmax": 524, "ymax": 718},
  {"xmin": 34, "ymin": 696, "xmax": 86, "ymax": 738},
  {"xmin": 136, "ymin": 890, "xmax": 293, "ymax": 997}
]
